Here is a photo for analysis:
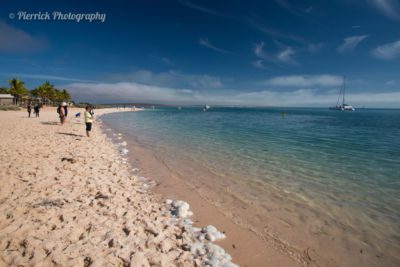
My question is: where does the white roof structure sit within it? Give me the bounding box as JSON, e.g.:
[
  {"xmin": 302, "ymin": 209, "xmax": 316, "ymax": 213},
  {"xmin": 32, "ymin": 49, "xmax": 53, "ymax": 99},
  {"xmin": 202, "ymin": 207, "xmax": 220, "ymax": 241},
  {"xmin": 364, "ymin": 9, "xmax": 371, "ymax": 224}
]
[{"xmin": 0, "ymin": 94, "xmax": 14, "ymax": 99}]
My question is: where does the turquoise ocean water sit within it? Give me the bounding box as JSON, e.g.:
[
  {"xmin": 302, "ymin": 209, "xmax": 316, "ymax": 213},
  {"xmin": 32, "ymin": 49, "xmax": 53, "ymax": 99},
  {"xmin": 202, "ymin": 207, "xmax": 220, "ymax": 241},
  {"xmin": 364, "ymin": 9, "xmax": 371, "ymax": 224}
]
[{"xmin": 102, "ymin": 107, "xmax": 400, "ymax": 265}]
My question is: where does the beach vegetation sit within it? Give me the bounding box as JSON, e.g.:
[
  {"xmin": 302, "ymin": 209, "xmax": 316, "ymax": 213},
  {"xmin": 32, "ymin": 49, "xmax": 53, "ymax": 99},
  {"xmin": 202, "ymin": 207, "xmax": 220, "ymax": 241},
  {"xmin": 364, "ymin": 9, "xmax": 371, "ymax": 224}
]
[
  {"xmin": 0, "ymin": 86, "xmax": 11, "ymax": 94},
  {"xmin": 0, "ymin": 105, "xmax": 21, "ymax": 111},
  {"xmin": 8, "ymin": 78, "xmax": 29, "ymax": 106},
  {"xmin": 4, "ymin": 79, "xmax": 72, "ymax": 106}
]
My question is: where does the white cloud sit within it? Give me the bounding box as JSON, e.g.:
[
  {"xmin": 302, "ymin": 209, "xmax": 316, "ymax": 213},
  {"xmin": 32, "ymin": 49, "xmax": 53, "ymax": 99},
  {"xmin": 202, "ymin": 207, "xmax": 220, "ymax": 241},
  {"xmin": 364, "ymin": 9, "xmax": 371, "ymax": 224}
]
[
  {"xmin": 66, "ymin": 81, "xmax": 400, "ymax": 108},
  {"xmin": 254, "ymin": 42, "xmax": 275, "ymax": 61},
  {"xmin": 337, "ymin": 35, "xmax": 368, "ymax": 53},
  {"xmin": 199, "ymin": 38, "xmax": 231, "ymax": 54},
  {"xmin": 0, "ymin": 21, "xmax": 47, "ymax": 53},
  {"xmin": 254, "ymin": 42, "xmax": 297, "ymax": 65},
  {"xmin": 368, "ymin": 0, "xmax": 400, "ymax": 19},
  {"xmin": 109, "ymin": 70, "xmax": 223, "ymax": 89},
  {"xmin": 371, "ymin": 39, "xmax": 400, "ymax": 60},
  {"xmin": 277, "ymin": 47, "xmax": 296, "ymax": 64},
  {"xmin": 263, "ymin": 75, "xmax": 343, "ymax": 87}
]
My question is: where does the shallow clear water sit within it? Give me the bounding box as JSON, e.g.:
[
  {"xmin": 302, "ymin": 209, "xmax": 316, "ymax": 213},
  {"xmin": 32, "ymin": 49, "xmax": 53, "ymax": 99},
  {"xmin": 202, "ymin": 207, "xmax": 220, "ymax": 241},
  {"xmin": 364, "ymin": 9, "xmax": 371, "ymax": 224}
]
[{"xmin": 103, "ymin": 107, "xmax": 400, "ymax": 264}]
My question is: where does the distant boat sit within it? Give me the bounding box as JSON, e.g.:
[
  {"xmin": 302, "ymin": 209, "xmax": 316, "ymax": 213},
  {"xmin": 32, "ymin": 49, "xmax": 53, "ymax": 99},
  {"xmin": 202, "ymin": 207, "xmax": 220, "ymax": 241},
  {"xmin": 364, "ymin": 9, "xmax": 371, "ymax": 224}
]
[
  {"xmin": 330, "ymin": 76, "xmax": 355, "ymax": 111},
  {"xmin": 202, "ymin": 105, "xmax": 211, "ymax": 112}
]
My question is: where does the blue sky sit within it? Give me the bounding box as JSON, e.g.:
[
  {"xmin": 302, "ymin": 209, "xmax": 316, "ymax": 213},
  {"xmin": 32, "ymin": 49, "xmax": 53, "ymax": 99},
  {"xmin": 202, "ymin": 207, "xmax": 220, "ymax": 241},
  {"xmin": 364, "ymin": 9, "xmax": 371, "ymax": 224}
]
[{"xmin": 0, "ymin": 0, "xmax": 400, "ymax": 107}]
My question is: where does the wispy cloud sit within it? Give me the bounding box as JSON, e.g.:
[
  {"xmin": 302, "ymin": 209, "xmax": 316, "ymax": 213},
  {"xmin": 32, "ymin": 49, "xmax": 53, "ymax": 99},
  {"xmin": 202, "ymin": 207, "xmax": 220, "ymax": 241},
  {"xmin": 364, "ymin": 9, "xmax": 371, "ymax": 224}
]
[
  {"xmin": 254, "ymin": 42, "xmax": 297, "ymax": 65},
  {"xmin": 368, "ymin": 0, "xmax": 400, "ymax": 20},
  {"xmin": 263, "ymin": 75, "xmax": 343, "ymax": 87},
  {"xmin": 2, "ymin": 73, "xmax": 95, "ymax": 83},
  {"xmin": 277, "ymin": 47, "xmax": 296, "ymax": 64},
  {"xmin": 0, "ymin": 21, "xmax": 47, "ymax": 53},
  {"xmin": 371, "ymin": 39, "xmax": 400, "ymax": 60},
  {"xmin": 385, "ymin": 80, "xmax": 396, "ymax": 85},
  {"xmin": 176, "ymin": 0, "xmax": 224, "ymax": 17},
  {"xmin": 274, "ymin": 0, "xmax": 309, "ymax": 16},
  {"xmin": 337, "ymin": 35, "xmax": 368, "ymax": 53},
  {"xmin": 252, "ymin": 60, "xmax": 267, "ymax": 69},
  {"xmin": 199, "ymin": 38, "xmax": 231, "ymax": 54},
  {"xmin": 249, "ymin": 19, "xmax": 307, "ymax": 44},
  {"xmin": 109, "ymin": 69, "xmax": 224, "ymax": 89},
  {"xmin": 160, "ymin": 57, "xmax": 174, "ymax": 66},
  {"xmin": 307, "ymin": 43, "xmax": 324, "ymax": 53},
  {"xmin": 66, "ymin": 81, "xmax": 400, "ymax": 107}
]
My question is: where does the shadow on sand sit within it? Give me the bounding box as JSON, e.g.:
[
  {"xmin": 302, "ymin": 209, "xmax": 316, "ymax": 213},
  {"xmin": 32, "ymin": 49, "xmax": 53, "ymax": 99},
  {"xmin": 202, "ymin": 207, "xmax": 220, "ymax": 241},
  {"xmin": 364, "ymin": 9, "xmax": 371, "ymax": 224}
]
[
  {"xmin": 41, "ymin": 121, "xmax": 59, "ymax": 125},
  {"xmin": 56, "ymin": 132, "xmax": 85, "ymax": 137}
]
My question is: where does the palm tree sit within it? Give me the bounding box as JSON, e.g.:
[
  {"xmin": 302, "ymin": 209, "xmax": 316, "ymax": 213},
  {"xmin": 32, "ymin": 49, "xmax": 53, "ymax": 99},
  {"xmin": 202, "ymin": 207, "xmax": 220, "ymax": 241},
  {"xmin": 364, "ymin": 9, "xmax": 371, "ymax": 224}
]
[
  {"xmin": 43, "ymin": 81, "xmax": 55, "ymax": 105},
  {"xmin": 8, "ymin": 78, "xmax": 29, "ymax": 106},
  {"xmin": 31, "ymin": 85, "xmax": 45, "ymax": 104},
  {"xmin": 53, "ymin": 88, "xmax": 63, "ymax": 103},
  {"xmin": 61, "ymin": 89, "xmax": 71, "ymax": 102}
]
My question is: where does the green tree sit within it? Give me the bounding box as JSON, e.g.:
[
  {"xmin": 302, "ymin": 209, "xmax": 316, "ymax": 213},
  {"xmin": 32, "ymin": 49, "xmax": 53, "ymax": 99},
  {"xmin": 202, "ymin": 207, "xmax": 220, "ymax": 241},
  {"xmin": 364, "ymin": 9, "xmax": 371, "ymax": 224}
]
[
  {"xmin": 8, "ymin": 78, "xmax": 29, "ymax": 106},
  {"xmin": 42, "ymin": 81, "xmax": 55, "ymax": 104},
  {"xmin": 0, "ymin": 86, "xmax": 10, "ymax": 94},
  {"xmin": 61, "ymin": 89, "xmax": 71, "ymax": 102}
]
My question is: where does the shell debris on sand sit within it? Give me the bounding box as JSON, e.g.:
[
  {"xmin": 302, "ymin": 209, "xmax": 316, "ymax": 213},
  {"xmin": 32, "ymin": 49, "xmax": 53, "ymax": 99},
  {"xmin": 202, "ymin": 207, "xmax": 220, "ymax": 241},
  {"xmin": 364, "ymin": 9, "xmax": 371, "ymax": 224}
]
[
  {"xmin": 119, "ymin": 148, "xmax": 129, "ymax": 155},
  {"xmin": 165, "ymin": 199, "xmax": 238, "ymax": 267}
]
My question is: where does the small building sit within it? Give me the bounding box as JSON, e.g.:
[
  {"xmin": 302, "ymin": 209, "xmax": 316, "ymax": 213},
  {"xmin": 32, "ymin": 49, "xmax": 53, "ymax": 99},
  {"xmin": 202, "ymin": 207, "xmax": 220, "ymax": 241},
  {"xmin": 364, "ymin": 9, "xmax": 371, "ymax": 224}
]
[{"xmin": 0, "ymin": 94, "xmax": 15, "ymax": 105}]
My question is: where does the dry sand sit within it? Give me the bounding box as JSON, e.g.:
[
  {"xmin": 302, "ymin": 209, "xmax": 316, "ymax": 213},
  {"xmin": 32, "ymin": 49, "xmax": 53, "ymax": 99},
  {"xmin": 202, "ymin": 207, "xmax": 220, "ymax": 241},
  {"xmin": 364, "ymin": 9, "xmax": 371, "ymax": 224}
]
[{"xmin": 0, "ymin": 108, "xmax": 237, "ymax": 267}]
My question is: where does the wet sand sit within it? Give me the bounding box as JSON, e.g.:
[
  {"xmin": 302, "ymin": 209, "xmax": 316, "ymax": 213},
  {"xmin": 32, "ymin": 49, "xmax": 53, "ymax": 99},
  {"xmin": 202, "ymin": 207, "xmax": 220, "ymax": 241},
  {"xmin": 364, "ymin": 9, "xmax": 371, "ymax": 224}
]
[{"xmin": 101, "ymin": 111, "xmax": 399, "ymax": 267}]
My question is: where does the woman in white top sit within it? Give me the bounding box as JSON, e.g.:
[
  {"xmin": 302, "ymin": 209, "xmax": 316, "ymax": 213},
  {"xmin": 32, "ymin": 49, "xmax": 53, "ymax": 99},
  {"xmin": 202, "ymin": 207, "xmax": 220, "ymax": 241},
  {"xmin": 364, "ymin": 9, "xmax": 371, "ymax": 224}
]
[{"xmin": 84, "ymin": 106, "xmax": 93, "ymax": 137}]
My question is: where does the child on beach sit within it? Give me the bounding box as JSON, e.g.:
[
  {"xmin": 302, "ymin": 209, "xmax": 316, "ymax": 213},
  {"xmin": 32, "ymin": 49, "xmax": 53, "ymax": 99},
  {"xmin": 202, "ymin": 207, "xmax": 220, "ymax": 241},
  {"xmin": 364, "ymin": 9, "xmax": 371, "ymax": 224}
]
[{"xmin": 84, "ymin": 106, "xmax": 93, "ymax": 137}]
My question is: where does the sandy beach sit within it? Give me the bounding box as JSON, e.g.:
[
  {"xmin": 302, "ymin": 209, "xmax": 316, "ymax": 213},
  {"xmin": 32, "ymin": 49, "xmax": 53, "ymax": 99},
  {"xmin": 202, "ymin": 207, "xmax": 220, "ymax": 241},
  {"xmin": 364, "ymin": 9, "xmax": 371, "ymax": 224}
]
[{"xmin": 0, "ymin": 108, "xmax": 240, "ymax": 267}]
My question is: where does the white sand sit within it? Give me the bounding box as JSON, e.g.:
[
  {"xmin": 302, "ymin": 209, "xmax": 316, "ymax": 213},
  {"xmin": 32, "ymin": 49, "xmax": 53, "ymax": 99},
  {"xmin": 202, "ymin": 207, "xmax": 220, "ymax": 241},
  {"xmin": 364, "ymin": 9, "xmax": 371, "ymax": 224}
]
[{"xmin": 0, "ymin": 108, "xmax": 236, "ymax": 267}]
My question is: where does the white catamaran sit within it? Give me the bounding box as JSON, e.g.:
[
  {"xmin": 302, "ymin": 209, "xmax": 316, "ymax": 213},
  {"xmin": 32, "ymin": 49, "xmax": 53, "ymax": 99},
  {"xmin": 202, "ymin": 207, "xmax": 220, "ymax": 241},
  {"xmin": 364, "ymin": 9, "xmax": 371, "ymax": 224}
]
[{"xmin": 330, "ymin": 76, "xmax": 355, "ymax": 111}]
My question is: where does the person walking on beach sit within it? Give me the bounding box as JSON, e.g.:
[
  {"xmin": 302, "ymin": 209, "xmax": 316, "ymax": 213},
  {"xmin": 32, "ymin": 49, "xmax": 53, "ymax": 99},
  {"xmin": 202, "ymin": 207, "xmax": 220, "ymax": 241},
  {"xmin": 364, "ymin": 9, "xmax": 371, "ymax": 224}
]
[
  {"xmin": 27, "ymin": 104, "xmax": 32, "ymax": 118},
  {"xmin": 61, "ymin": 102, "xmax": 68, "ymax": 120},
  {"xmin": 63, "ymin": 102, "xmax": 68, "ymax": 119},
  {"xmin": 34, "ymin": 104, "xmax": 40, "ymax": 117},
  {"xmin": 84, "ymin": 106, "xmax": 93, "ymax": 137},
  {"xmin": 57, "ymin": 104, "xmax": 65, "ymax": 125}
]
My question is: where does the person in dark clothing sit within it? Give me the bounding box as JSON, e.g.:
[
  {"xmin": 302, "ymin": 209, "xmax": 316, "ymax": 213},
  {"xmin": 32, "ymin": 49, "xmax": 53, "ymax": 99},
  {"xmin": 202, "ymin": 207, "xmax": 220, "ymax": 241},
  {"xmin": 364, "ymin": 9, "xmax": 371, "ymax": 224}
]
[
  {"xmin": 27, "ymin": 104, "xmax": 32, "ymax": 118},
  {"xmin": 34, "ymin": 104, "xmax": 40, "ymax": 117}
]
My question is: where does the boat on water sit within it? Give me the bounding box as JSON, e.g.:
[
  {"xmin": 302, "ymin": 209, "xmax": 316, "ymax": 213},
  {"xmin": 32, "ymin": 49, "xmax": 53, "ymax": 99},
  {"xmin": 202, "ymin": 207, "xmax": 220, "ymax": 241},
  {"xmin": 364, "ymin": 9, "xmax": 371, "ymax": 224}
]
[
  {"xmin": 330, "ymin": 76, "xmax": 355, "ymax": 111},
  {"xmin": 202, "ymin": 105, "xmax": 211, "ymax": 112}
]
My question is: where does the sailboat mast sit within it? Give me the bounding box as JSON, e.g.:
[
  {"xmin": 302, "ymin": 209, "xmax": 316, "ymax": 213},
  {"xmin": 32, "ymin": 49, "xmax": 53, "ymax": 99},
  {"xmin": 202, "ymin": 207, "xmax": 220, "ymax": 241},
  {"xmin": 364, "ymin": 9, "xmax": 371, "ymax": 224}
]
[{"xmin": 342, "ymin": 76, "xmax": 346, "ymax": 106}]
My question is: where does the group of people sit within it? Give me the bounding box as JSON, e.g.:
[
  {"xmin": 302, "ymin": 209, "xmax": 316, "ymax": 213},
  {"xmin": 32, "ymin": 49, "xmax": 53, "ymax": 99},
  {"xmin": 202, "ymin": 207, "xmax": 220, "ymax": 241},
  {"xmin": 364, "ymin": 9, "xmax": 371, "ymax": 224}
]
[
  {"xmin": 27, "ymin": 104, "xmax": 41, "ymax": 118},
  {"xmin": 27, "ymin": 102, "xmax": 95, "ymax": 138},
  {"xmin": 58, "ymin": 103, "xmax": 94, "ymax": 137}
]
